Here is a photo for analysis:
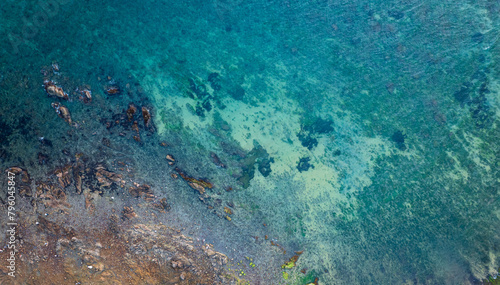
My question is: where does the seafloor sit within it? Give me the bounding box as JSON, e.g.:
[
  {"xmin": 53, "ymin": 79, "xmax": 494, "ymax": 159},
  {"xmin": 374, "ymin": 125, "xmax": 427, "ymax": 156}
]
[{"xmin": 0, "ymin": 0, "xmax": 499, "ymax": 284}]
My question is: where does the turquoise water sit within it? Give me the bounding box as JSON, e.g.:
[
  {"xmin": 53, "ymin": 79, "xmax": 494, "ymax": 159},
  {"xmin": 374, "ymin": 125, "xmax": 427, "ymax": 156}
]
[{"xmin": 1, "ymin": 0, "xmax": 499, "ymax": 284}]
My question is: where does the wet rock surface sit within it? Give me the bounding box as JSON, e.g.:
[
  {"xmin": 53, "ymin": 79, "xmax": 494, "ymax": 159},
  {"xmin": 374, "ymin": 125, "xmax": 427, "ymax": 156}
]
[
  {"xmin": 0, "ymin": 214, "xmax": 231, "ymax": 284},
  {"xmin": 297, "ymin": 157, "xmax": 314, "ymax": 173}
]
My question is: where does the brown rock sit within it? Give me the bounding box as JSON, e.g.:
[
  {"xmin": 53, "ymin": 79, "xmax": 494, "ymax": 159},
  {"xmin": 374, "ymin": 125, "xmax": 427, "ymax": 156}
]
[
  {"xmin": 38, "ymin": 183, "xmax": 71, "ymax": 210},
  {"xmin": 54, "ymin": 164, "xmax": 72, "ymax": 189},
  {"xmin": 102, "ymin": 137, "xmax": 111, "ymax": 147},
  {"xmin": 141, "ymin": 107, "xmax": 151, "ymax": 127},
  {"xmin": 188, "ymin": 182, "xmax": 205, "ymax": 194},
  {"xmin": 6, "ymin": 167, "xmax": 32, "ymax": 197},
  {"xmin": 44, "ymin": 80, "xmax": 68, "ymax": 99},
  {"xmin": 129, "ymin": 184, "xmax": 154, "ymax": 200},
  {"xmin": 95, "ymin": 166, "xmax": 122, "ymax": 188},
  {"xmin": 122, "ymin": 206, "xmax": 137, "ymax": 220},
  {"xmin": 210, "ymin": 152, "xmax": 226, "ymax": 168},
  {"xmin": 38, "ymin": 216, "xmax": 75, "ymax": 237},
  {"xmin": 132, "ymin": 121, "xmax": 139, "ymax": 132},
  {"xmin": 74, "ymin": 164, "xmax": 83, "ymax": 195},
  {"xmin": 126, "ymin": 104, "xmax": 137, "ymax": 121},
  {"xmin": 84, "ymin": 189, "xmax": 95, "ymax": 214},
  {"xmin": 166, "ymin": 154, "xmax": 175, "ymax": 165},
  {"xmin": 175, "ymin": 168, "xmax": 213, "ymax": 194},
  {"xmin": 51, "ymin": 102, "xmax": 72, "ymax": 125},
  {"xmin": 106, "ymin": 85, "xmax": 120, "ymax": 95},
  {"xmin": 152, "ymin": 198, "xmax": 170, "ymax": 212},
  {"xmin": 80, "ymin": 89, "xmax": 92, "ymax": 103}
]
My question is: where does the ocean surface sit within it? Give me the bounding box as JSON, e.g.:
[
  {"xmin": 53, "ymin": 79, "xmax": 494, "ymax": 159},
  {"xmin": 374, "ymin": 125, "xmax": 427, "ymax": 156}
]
[{"xmin": 1, "ymin": 0, "xmax": 499, "ymax": 284}]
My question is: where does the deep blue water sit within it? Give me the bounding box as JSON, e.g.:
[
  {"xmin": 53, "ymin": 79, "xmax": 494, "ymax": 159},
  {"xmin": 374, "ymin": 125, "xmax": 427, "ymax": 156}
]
[{"xmin": 1, "ymin": 0, "xmax": 499, "ymax": 284}]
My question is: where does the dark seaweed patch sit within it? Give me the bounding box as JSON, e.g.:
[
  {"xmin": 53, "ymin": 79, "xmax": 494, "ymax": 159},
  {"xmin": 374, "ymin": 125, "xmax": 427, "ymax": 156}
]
[
  {"xmin": 202, "ymin": 98, "xmax": 212, "ymax": 112},
  {"xmin": 17, "ymin": 115, "xmax": 32, "ymax": 136},
  {"xmin": 306, "ymin": 117, "xmax": 334, "ymax": 134},
  {"xmin": 297, "ymin": 132, "xmax": 318, "ymax": 150},
  {"xmin": 208, "ymin": 72, "xmax": 221, "ymax": 92},
  {"xmin": 453, "ymin": 68, "xmax": 493, "ymax": 128},
  {"xmin": 297, "ymin": 157, "xmax": 314, "ymax": 172},
  {"xmin": 0, "ymin": 117, "xmax": 13, "ymax": 147},
  {"xmin": 195, "ymin": 103, "xmax": 205, "ymax": 117},
  {"xmin": 188, "ymin": 77, "xmax": 209, "ymax": 99},
  {"xmin": 471, "ymin": 32, "xmax": 484, "ymax": 43},
  {"xmin": 453, "ymin": 84, "xmax": 471, "ymax": 105},
  {"xmin": 236, "ymin": 143, "xmax": 274, "ymax": 188},
  {"xmin": 39, "ymin": 137, "xmax": 53, "ymax": 147},
  {"xmin": 391, "ymin": 130, "xmax": 406, "ymax": 151},
  {"xmin": 230, "ymin": 85, "xmax": 245, "ymax": 100},
  {"xmin": 37, "ymin": 152, "xmax": 50, "ymax": 165},
  {"xmin": 297, "ymin": 117, "xmax": 334, "ymax": 150},
  {"xmin": 258, "ymin": 157, "xmax": 274, "ymax": 177},
  {"xmin": 388, "ymin": 10, "xmax": 404, "ymax": 20}
]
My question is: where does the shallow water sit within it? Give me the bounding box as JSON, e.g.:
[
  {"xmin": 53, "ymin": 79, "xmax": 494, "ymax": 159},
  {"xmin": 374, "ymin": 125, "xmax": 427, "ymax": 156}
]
[{"xmin": 1, "ymin": 0, "xmax": 499, "ymax": 284}]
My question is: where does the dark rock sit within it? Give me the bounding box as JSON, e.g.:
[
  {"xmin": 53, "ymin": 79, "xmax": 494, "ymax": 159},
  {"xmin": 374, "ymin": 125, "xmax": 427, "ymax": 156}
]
[
  {"xmin": 297, "ymin": 131, "xmax": 318, "ymax": 150},
  {"xmin": 195, "ymin": 103, "xmax": 205, "ymax": 117},
  {"xmin": 210, "ymin": 152, "xmax": 226, "ymax": 168},
  {"xmin": 0, "ymin": 118, "xmax": 13, "ymax": 147},
  {"xmin": 238, "ymin": 167, "xmax": 254, "ymax": 189},
  {"xmin": 471, "ymin": 32, "xmax": 484, "ymax": 43},
  {"xmin": 230, "ymin": 86, "xmax": 245, "ymax": 100},
  {"xmin": 453, "ymin": 69, "xmax": 493, "ymax": 128},
  {"xmin": 188, "ymin": 78, "xmax": 208, "ymax": 98},
  {"xmin": 388, "ymin": 10, "xmax": 404, "ymax": 20},
  {"xmin": 454, "ymin": 84, "xmax": 471, "ymax": 104},
  {"xmin": 391, "ymin": 130, "xmax": 406, "ymax": 151},
  {"xmin": 258, "ymin": 157, "xmax": 274, "ymax": 177},
  {"xmin": 102, "ymin": 137, "xmax": 111, "ymax": 147},
  {"xmin": 470, "ymin": 93, "xmax": 491, "ymax": 128},
  {"xmin": 37, "ymin": 152, "xmax": 50, "ymax": 165},
  {"xmin": 208, "ymin": 72, "xmax": 221, "ymax": 91},
  {"xmin": 237, "ymin": 143, "xmax": 274, "ymax": 187},
  {"xmin": 0, "ymin": 148, "xmax": 8, "ymax": 161},
  {"xmin": 297, "ymin": 117, "xmax": 334, "ymax": 150},
  {"xmin": 307, "ymin": 118, "xmax": 334, "ymax": 134},
  {"xmin": 39, "ymin": 137, "xmax": 53, "ymax": 147},
  {"xmin": 297, "ymin": 157, "xmax": 314, "ymax": 172},
  {"xmin": 202, "ymin": 99, "xmax": 212, "ymax": 112},
  {"xmin": 152, "ymin": 198, "xmax": 171, "ymax": 212}
]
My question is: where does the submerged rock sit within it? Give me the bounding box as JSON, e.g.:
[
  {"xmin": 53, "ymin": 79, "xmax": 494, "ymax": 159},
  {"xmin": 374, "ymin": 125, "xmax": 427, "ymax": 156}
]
[
  {"xmin": 210, "ymin": 151, "xmax": 226, "ymax": 168},
  {"xmin": 126, "ymin": 103, "xmax": 137, "ymax": 121},
  {"xmin": 5, "ymin": 166, "xmax": 32, "ymax": 197},
  {"xmin": 44, "ymin": 80, "xmax": 68, "ymax": 100},
  {"xmin": 297, "ymin": 157, "xmax": 314, "ymax": 172},
  {"xmin": 141, "ymin": 106, "xmax": 151, "ymax": 127},
  {"xmin": 236, "ymin": 143, "xmax": 274, "ymax": 188},
  {"xmin": 208, "ymin": 72, "xmax": 221, "ymax": 91},
  {"xmin": 297, "ymin": 116, "xmax": 334, "ymax": 150},
  {"xmin": 391, "ymin": 130, "xmax": 406, "ymax": 151},
  {"xmin": 175, "ymin": 167, "xmax": 213, "ymax": 194},
  {"xmin": 230, "ymin": 85, "xmax": 245, "ymax": 100},
  {"xmin": 51, "ymin": 102, "xmax": 72, "ymax": 125},
  {"xmin": 105, "ymin": 85, "xmax": 120, "ymax": 95}
]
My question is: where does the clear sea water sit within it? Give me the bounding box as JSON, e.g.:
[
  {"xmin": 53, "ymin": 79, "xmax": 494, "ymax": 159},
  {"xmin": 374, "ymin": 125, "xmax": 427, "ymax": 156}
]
[{"xmin": 1, "ymin": 0, "xmax": 499, "ymax": 284}]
